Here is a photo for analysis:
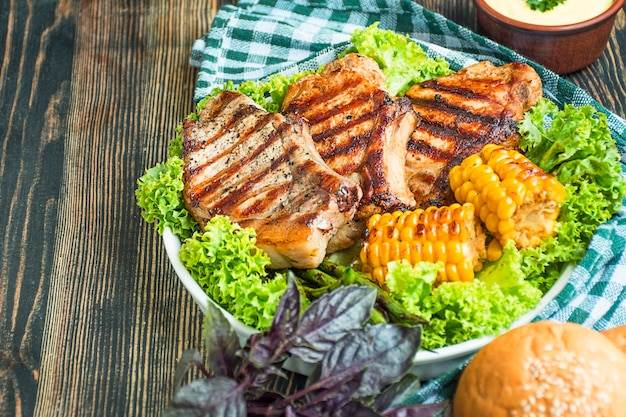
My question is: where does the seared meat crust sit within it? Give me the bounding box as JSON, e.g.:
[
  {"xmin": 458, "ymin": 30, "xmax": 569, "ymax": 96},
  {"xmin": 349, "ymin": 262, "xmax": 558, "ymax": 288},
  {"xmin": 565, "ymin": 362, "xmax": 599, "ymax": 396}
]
[
  {"xmin": 405, "ymin": 61, "xmax": 542, "ymax": 207},
  {"xmin": 282, "ymin": 53, "xmax": 419, "ymax": 219},
  {"xmin": 182, "ymin": 90, "xmax": 362, "ymax": 269}
]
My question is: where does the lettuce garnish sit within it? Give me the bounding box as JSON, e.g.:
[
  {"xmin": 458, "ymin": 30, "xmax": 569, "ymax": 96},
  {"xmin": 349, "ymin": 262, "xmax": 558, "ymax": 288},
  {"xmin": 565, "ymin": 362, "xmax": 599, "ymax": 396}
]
[
  {"xmin": 343, "ymin": 22, "xmax": 453, "ymax": 95},
  {"xmin": 178, "ymin": 216, "xmax": 287, "ymax": 330},
  {"xmin": 517, "ymin": 98, "xmax": 626, "ymax": 291},
  {"xmin": 135, "ymin": 156, "xmax": 198, "ymax": 239},
  {"xmin": 197, "ymin": 71, "xmax": 317, "ymax": 113},
  {"xmin": 385, "ymin": 248, "xmax": 542, "ymax": 350}
]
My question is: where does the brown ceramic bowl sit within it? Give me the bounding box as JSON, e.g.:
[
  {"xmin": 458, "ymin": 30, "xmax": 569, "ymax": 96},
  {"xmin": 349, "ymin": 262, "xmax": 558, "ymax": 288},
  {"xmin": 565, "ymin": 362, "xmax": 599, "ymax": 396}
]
[{"xmin": 474, "ymin": 0, "xmax": 624, "ymax": 74}]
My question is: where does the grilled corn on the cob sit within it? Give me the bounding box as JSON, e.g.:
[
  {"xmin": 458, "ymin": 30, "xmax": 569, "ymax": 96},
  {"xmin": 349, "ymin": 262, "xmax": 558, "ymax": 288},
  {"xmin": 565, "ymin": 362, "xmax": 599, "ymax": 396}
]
[
  {"xmin": 449, "ymin": 144, "xmax": 566, "ymax": 249},
  {"xmin": 360, "ymin": 203, "xmax": 486, "ymax": 285}
]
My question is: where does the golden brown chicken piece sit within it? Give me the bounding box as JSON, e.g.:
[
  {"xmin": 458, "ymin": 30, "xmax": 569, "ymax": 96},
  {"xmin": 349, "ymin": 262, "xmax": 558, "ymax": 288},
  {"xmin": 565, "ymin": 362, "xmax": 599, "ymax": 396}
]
[
  {"xmin": 181, "ymin": 90, "xmax": 362, "ymax": 269},
  {"xmin": 282, "ymin": 53, "xmax": 419, "ymax": 219}
]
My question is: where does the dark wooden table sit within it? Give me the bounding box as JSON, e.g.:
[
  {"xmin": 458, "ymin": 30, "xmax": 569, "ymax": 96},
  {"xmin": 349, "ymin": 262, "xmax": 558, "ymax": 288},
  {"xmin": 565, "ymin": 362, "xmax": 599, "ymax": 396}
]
[{"xmin": 1, "ymin": 1, "xmax": 624, "ymax": 415}]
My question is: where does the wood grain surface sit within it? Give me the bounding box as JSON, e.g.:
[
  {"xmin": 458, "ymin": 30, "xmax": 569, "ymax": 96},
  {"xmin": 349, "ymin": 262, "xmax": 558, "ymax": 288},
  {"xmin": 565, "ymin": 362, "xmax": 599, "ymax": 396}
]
[{"xmin": 1, "ymin": 1, "xmax": 624, "ymax": 416}]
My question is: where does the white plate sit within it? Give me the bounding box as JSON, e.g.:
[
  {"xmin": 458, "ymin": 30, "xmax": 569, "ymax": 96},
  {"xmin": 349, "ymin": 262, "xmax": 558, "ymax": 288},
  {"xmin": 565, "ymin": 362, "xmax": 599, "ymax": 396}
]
[{"xmin": 163, "ymin": 227, "xmax": 573, "ymax": 379}]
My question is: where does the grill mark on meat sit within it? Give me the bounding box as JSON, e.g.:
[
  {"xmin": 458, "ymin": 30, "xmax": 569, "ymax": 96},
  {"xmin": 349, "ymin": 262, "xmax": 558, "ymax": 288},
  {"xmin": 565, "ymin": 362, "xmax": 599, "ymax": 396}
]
[
  {"xmin": 411, "ymin": 97, "xmax": 517, "ymax": 130},
  {"xmin": 182, "ymin": 93, "xmax": 251, "ymax": 156},
  {"xmin": 305, "ymin": 90, "xmax": 381, "ymax": 174},
  {"xmin": 184, "ymin": 113, "xmax": 285, "ymax": 209},
  {"xmin": 419, "ymin": 79, "xmax": 491, "ymax": 101},
  {"xmin": 289, "ymin": 76, "xmax": 365, "ymax": 120},
  {"xmin": 304, "ymin": 90, "xmax": 379, "ymax": 130},
  {"xmin": 201, "ymin": 152, "xmax": 290, "ymax": 218},
  {"xmin": 407, "ymin": 137, "xmax": 456, "ymax": 163},
  {"xmin": 408, "ymin": 107, "xmax": 518, "ymax": 156}
]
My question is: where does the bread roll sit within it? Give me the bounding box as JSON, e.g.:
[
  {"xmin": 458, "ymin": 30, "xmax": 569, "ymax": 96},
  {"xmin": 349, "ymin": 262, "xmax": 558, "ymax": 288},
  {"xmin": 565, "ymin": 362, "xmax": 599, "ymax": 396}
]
[{"xmin": 453, "ymin": 321, "xmax": 626, "ymax": 417}]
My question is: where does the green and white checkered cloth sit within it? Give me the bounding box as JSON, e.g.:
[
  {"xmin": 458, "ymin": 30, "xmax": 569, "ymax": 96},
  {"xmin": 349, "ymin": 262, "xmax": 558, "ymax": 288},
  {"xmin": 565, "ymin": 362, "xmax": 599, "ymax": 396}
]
[{"xmin": 190, "ymin": 0, "xmax": 626, "ymax": 405}]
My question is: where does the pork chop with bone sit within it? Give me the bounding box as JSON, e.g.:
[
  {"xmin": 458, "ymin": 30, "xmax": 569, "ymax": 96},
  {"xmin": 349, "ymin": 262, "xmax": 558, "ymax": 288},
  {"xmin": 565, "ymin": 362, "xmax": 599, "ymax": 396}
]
[
  {"xmin": 181, "ymin": 90, "xmax": 362, "ymax": 269},
  {"xmin": 282, "ymin": 53, "xmax": 419, "ymax": 220},
  {"xmin": 404, "ymin": 61, "xmax": 542, "ymax": 208}
]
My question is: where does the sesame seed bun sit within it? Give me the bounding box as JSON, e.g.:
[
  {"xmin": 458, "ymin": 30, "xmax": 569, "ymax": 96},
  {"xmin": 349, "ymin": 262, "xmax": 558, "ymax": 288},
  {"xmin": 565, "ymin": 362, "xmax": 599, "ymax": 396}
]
[
  {"xmin": 603, "ymin": 324, "xmax": 626, "ymax": 354},
  {"xmin": 453, "ymin": 321, "xmax": 626, "ymax": 417}
]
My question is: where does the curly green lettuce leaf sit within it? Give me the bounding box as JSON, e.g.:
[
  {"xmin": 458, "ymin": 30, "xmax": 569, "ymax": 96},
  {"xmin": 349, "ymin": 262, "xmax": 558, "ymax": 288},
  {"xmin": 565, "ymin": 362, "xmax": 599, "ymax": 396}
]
[
  {"xmin": 476, "ymin": 240, "xmax": 524, "ymax": 285},
  {"xmin": 343, "ymin": 22, "xmax": 453, "ymax": 95},
  {"xmin": 425, "ymin": 275, "xmax": 541, "ymax": 350},
  {"xmin": 197, "ymin": 70, "xmax": 317, "ymax": 113},
  {"xmin": 417, "ymin": 276, "xmax": 541, "ymax": 350},
  {"xmin": 178, "ymin": 216, "xmax": 287, "ymax": 330},
  {"xmin": 168, "ymin": 124, "xmax": 184, "ymax": 158},
  {"xmin": 518, "ymin": 99, "xmax": 625, "ymax": 207},
  {"xmin": 517, "ymin": 98, "xmax": 626, "ymax": 290},
  {"xmin": 385, "ymin": 260, "xmax": 440, "ymax": 311},
  {"xmin": 384, "ymin": 254, "xmax": 541, "ymax": 350},
  {"xmin": 135, "ymin": 156, "xmax": 198, "ymax": 239}
]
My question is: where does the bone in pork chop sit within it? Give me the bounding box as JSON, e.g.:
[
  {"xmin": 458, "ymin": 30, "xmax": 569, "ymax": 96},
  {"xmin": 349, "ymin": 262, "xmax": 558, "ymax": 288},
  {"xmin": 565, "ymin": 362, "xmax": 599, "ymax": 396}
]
[
  {"xmin": 181, "ymin": 90, "xmax": 362, "ymax": 269},
  {"xmin": 281, "ymin": 53, "xmax": 419, "ymax": 219},
  {"xmin": 404, "ymin": 61, "xmax": 542, "ymax": 208}
]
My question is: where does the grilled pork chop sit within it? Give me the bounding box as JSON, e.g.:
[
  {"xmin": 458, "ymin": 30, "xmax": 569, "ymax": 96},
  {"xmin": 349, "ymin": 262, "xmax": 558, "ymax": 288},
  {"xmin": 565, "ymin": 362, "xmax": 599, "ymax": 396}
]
[
  {"xmin": 181, "ymin": 90, "xmax": 362, "ymax": 269},
  {"xmin": 404, "ymin": 61, "xmax": 542, "ymax": 207},
  {"xmin": 282, "ymin": 53, "xmax": 419, "ymax": 219}
]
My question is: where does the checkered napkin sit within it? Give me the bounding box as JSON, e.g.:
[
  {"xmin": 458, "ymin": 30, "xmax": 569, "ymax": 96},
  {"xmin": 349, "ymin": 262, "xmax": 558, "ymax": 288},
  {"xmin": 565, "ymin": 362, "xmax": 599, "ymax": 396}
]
[{"xmin": 190, "ymin": 0, "xmax": 626, "ymax": 405}]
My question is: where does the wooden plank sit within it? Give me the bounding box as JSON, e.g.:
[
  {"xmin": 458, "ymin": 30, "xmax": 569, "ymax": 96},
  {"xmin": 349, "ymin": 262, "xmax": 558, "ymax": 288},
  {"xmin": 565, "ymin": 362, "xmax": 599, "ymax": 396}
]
[
  {"xmin": 0, "ymin": 1, "xmax": 77, "ymax": 416},
  {"xmin": 30, "ymin": 1, "xmax": 229, "ymax": 415}
]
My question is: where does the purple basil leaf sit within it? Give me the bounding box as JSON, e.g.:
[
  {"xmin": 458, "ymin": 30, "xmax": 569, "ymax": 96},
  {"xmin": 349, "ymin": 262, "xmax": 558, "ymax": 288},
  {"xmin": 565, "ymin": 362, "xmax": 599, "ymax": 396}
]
[
  {"xmin": 268, "ymin": 274, "xmax": 301, "ymax": 341},
  {"xmin": 163, "ymin": 376, "xmax": 246, "ymax": 417},
  {"xmin": 320, "ymin": 324, "xmax": 421, "ymax": 399},
  {"xmin": 370, "ymin": 373, "xmax": 422, "ymax": 412},
  {"xmin": 295, "ymin": 368, "xmax": 365, "ymax": 416},
  {"xmin": 384, "ymin": 402, "xmax": 449, "ymax": 417},
  {"xmin": 245, "ymin": 331, "xmax": 290, "ymax": 371},
  {"xmin": 289, "ymin": 285, "xmax": 376, "ymax": 363},
  {"xmin": 203, "ymin": 302, "xmax": 241, "ymax": 377},
  {"xmin": 244, "ymin": 276, "xmax": 301, "ymax": 370},
  {"xmin": 172, "ymin": 349, "xmax": 204, "ymax": 395}
]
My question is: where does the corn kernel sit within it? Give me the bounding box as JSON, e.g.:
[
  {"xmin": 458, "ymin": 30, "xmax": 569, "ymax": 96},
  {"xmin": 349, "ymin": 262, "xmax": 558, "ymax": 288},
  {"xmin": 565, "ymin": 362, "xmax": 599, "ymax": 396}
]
[
  {"xmin": 501, "ymin": 177, "xmax": 526, "ymax": 205},
  {"xmin": 449, "ymin": 144, "xmax": 566, "ymax": 250},
  {"xmin": 487, "ymin": 239, "xmax": 503, "ymax": 262},
  {"xmin": 372, "ymin": 267, "xmax": 386, "ymax": 286},
  {"xmin": 497, "ymin": 219, "xmax": 515, "ymax": 235},
  {"xmin": 446, "ymin": 241, "xmax": 464, "ymax": 264},
  {"xmin": 496, "ymin": 196, "xmax": 516, "ymax": 220},
  {"xmin": 460, "ymin": 154, "xmax": 483, "ymax": 174},
  {"xmin": 434, "ymin": 241, "xmax": 447, "ymax": 263},
  {"xmin": 449, "ymin": 166, "xmax": 463, "ymax": 191},
  {"xmin": 485, "ymin": 212, "xmax": 500, "ymax": 234},
  {"xmin": 445, "ymin": 264, "xmax": 460, "ymax": 282},
  {"xmin": 421, "ymin": 241, "xmax": 435, "ymax": 263}
]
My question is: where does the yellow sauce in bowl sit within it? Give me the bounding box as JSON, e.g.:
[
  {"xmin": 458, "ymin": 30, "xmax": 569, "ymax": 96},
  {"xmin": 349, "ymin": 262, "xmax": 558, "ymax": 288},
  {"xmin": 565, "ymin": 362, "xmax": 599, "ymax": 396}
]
[{"xmin": 484, "ymin": 0, "xmax": 614, "ymax": 26}]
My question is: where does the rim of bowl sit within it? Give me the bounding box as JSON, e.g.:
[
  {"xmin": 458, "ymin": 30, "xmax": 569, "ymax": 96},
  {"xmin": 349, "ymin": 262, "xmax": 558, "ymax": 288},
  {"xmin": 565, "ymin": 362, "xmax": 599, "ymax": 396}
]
[{"xmin": 475, "ymin": 0, "xmax": 625, "ymax": 33}]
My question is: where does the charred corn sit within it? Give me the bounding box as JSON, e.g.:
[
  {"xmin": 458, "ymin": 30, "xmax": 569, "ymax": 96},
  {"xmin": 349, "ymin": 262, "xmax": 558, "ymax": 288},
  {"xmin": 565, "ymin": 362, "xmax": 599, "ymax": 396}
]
[
  {"xmin": 360, "ymin": 203, "xmax": 486, "ymax": 285},
  {"xmin": 449, "ymin": 144, "xmax": 566, "ymax": 249}
]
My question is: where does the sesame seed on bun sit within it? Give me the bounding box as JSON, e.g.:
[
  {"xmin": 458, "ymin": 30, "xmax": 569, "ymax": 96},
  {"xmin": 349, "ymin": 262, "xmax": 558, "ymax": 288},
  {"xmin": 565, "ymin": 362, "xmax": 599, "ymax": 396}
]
[{"xmin": 453, "ymin": 321, "xmax": 626, "ymax": 417}]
